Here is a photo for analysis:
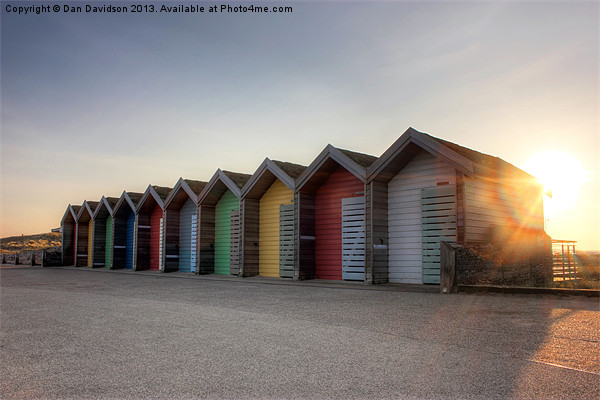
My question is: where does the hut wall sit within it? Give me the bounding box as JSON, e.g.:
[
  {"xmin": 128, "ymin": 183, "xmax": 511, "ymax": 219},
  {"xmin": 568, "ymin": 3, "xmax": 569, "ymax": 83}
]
[
  {"xmin": 214, "ymin": 190, "xmax": 239, "ymax": 275},
  {"xmin": 295, "ymin": 192, "xmax": 316, "ymax": 280},
  {"xmin": 314, "ymin": 167, "xmax": 363, "ymax": 280},
  {"xmin": 241, "ymin": 198, "xmax": 260, "ymax": 277},
  {"xmin": 258, "ymin": 180, "xmax": 293, "ymax": 277},
  {"xmin": 387, "ymin": 151, "xmax": 456, "ymax": 284},
  {"xmin": 164, "ymin": 208, "xmax": 180, "ymax": 272},
  {"xmin": 87, "ymin": 220, "xmax": 94, "ymax": 266},
  {"xmin": 114, "ymin": 212, "xmax": 129, "ymax": 268},
  {"xmin": 61, "ymin": 220, "xmax": 76, "ymax": 266},
  {"xmin": 125, "ymin": 212, "xmax": 135, "ymax": 269},
  {"xmin": 463, "ymin": 176, "xmax": 544, "ymax": 243},
  {"xmin": 149, "ymin": 205, "xmax": 163, "ymax": 271},
  {"xmin": 93, "ymin": 217, "xmax": 107, "ymax": 267},
  {"xmin": 178, "ymin": 198, "xmax": 197, "ymax": 273},
  {"xmin": 134, "ymin": 213, "xmax": 151, "ymax": 271},
  {"xmin": 366, "ymin": 179, "xmax": 389, "ymax": 283},
  {"xmin": 76, "ymin": 221, "xmax": 89, "ymax": 267},
  {"xmin": 198, "ymin": 205, "xmax": 215, "ymax": 274},
  {"xmin": 105, "ymin": 216, "xmax": 113, "ymax": 268}
]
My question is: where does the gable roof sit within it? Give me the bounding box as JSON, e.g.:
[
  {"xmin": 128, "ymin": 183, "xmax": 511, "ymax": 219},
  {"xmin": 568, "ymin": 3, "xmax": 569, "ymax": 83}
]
[
  {"xmin": 295, "ymin": 144, "xmax": 377, "ymax": 192},
  {"xmin": 93, "ymin": 196, "xmax": 120, "ymax": 219},
  {"xmin": 113, "ymin": 190, "xmax": 145, "ymax": 216},
  {"xmin": 76, "ymin": 200, "xmax": 99, "ymax": 222},
  {"xmin": 136, "ymin": 184, "xmax": 173, "ymax": 214},
  {"xmin": 164, "ymin": 178, "xmax": 208, "ymax": 209},
  {"xmin": 242, "ymin": 158, "xmax": 307, "ymax": 199},
  {"xmin": 60, "ymin": 204, "xmax": 79, "ymax": 226},
  {"xmin": 198, "ymin": 169, "xmax": 252, "ymax": 206},
  {"xmin": 368, "ymin": 127, "xmax": 539, "ymax": 187}
]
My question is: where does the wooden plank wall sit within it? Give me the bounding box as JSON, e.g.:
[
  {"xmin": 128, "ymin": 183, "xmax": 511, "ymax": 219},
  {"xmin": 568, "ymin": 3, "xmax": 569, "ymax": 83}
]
[
  {"xmin": 464, "ymin": 177, "xmax": 544, "ymax": 243},
  {"xmin": 93, "ymin": 217, "xmax": 107, "ymax": 267},
  {"xmin": 149, "ymin": 205, "xmax": 163, "ymax": 271},
  {"xmin": 387, "ymin": 151, "xmax": 456, "ymax": 284},
  {"xmin": 134, "ymin": 213, "xmax": 151, "ymax": 270},
  {"xmin": 125, "ymin": 212, "xmax": 135, "ymax": 269},
  {"xmin": 314, "ymin": 168, "xmax": 364, "ymax": 280},
  {"xmin": 258, "ymin": 180, "xmax": 293, "ymax": 277},
  {"xmin": 76, "ymin": 221, "xmax": 89, "ymax": 267},
  {"xmin": 113, "ymin": 213, "xmax": 128, "ymax": 268},
  {"xmin": 241, "ymin": 198, "xmax": 260, "ymax": 277},
  {"xmin": 421, "ymin": 185, "xmax": 457, "ymax": 284},
  {"xmin": 198, "ymin": 204, "xmax": 215, "ymax": 274},
  {"xmin": 61, "ymin": 221, "xmax": 75, "ymax": 266},
  {"xmin": 295, "ymin": 192, "xmax": 315, "ymax": 280},
  {"xmin": 163, "ymin": 208, "xmax": 180, "ymax": 272},
  {"xmin": 87, "ymin": 221, "xmax": 94, "ymax": 267},
  {"xmin": 105, "ymin": 216, "xmax": 112, "ymax": 268},
  {"xmin": 230, "ymin": 210, "xmax": 241, "ymax": 275},
  {"xmin": 279, "ymin": 204, "xmax": 294, "ymax": 278},
  {"xmin": 178, "ymin": 199, "xmax": 196, "ymax": 273},
  {"xmin": 366, "ymin": 179, "xmax": 389, "ymax": 284},
  {"xmin": 341, "ymin": 196, "xmax": 365, "ymax": 280},
  {"xmin": 214, "ymin": 190, "xmax": 239, "ymax": 275}
]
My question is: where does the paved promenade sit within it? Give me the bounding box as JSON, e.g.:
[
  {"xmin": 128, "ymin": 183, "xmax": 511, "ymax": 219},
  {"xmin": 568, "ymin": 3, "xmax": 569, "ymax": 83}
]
[{"xmin": 1, "ymin": 266, "xmax": 598, "ymax": 399}]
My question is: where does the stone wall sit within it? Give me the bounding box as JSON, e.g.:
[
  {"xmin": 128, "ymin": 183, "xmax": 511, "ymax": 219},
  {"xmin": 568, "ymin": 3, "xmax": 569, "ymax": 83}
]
[{"xmin": 1, "ymin": 248, "xmax": 62, "ymax": 266}]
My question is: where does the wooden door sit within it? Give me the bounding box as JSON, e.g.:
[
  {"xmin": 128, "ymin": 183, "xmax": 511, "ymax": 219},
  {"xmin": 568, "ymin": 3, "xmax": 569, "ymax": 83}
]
[
  {"xmin": 279, "ymin": 204, "xmax": 294, "ymax": 278},
  {"xmin": 341, "ymin": 197, "xmax": 365, "ymax": 280},
  {"xmin": 421, "ymin": 185, "xmax": 457, "ymax": 284}
]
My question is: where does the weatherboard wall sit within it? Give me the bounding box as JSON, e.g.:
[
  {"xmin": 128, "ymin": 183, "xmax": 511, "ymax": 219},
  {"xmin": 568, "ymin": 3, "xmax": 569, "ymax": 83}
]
[
  {"xmin": 314, "ymin": 167, "xmax": 364, "ymax": 280},
  {"xmin": 259, "ymin": 180, "xmax": 293, "ymax": 277},
  {"xmin": 150, "ymin": 205, "xmax": 163, "ymax": 271},
  {"xmin": 61, "ymin": 213, "xmax": 77, "ymax": 266},
  {"xmin": 76, "ymin": 219, "xmax": 90, "ymax": 267},
  {"xmin": 387, "ymin": 151, "xmax": 456, "ymax": 284},
  {"xmin": 105, "ymin": 216, "xmax": 113, "ymax": 268},
  {"xmin": 178, "ymin": 198, "xmax": 197, "ymax": 273},
  {"xmin": 92, "ymin": 217, "xmax": 108, "ymax": 267},
  {"xmin": 214, "ymin": 190, "xmax": 239, "ymax": 275}
]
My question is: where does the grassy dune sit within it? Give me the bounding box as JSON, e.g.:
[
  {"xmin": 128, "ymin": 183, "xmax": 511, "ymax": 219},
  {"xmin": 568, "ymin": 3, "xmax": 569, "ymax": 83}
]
[{"xmin": 0, "ymin": 232, "xmax": 61, "ymax": 254}]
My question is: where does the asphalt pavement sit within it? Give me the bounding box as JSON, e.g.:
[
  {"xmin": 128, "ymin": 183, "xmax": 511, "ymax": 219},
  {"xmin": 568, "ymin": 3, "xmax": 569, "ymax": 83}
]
[{"xmin": 1, "ymin": 266, "xmax": 598, "ymax": 399}]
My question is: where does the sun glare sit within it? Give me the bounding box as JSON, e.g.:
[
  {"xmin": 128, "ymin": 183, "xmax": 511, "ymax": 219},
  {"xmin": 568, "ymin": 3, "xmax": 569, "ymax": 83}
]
[{"xmin": 523, "ymin": 151, "xmax": 588, "ymax": 215}]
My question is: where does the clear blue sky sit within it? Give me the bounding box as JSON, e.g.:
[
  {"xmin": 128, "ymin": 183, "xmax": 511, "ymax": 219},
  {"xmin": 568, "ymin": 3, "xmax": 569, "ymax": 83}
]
[{"xmin": 1, "ymin": 1, "xmax": 598, "ymax": 249}]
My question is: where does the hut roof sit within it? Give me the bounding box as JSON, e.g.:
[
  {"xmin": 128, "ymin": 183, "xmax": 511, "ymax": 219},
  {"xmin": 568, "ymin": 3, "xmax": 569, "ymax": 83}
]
[
  {"xmin": 126, "ymin": 192, "xmax": 144, "ymax": 207},
  {"xmin": 184, "ymin": 179, "xmax": 208, "ymax": 196},
  {"xmin": 337, "ymin": 148, "xmax": 378, "ymax": 168},
  {"xmin": 105, "ymin": 197, "xmax": 120, "ymax": 209},
  {"xmin": 272, "ymin": 160, "xmax": 307, "ymax": 179},
  {"xmin": 152, "ymin": 186, "xmax": 172, "ymax": 202},
  {"xmin": 222, "ymin": 171, "xmax": 252, "ymax": 189}
]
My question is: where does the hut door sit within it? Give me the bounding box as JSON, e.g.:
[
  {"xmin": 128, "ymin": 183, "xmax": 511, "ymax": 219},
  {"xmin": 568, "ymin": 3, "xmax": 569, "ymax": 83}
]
[
  {"xmin": 279, "ymin": 204, "xmax": 294, "ymax": 278},
  {"xmin": 341, "ymin": 197, "xmax": 365, "ymax": 281},
  {"xmin": 421, "ymin": 185, "xmax": 457, "ymax": 284},
  {"xmin": 190, "ymin": 214, "xmax": 197, "ymax": 272},
  {"xmin": 229, "ymin": 210, "xmax": 241, "ymax": 275},
  {"xmin": 159, "ymin": 217, "xmax": 164, "ymax": 271}
]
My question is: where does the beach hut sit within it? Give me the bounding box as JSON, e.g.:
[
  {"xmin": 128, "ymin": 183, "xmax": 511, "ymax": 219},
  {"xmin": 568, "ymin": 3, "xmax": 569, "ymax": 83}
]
[
  {"xmin": 60, "ymin": 204, "xmax": 81, "ymax": 266},
  {"xmin": 295, "ymin": 146, "xmax": 377, "ymax": 281},
  {"xmin": 75, "ymin": 200, "xmax": 99, "ymax": 267},
  {"xmin": 111, "ymin": 191, "xmax": 144, "ymax": 269},
  {"xmin": 197, "ymin": 170, "xmax": 251, "ymax": 275},
  {"xmin": 91, "ymin": 196, "xmax": 119, "ymax": 268},
  {"xmin": 162, "ymin": 178, "xmax": 207, "ymax": 273},
  {"xmin": 240, "ymin": 159, "xmax": 306, "ymax": 278},
  {"xmin": 366, "ymin": 127, "xmax": 545, "ymax": 284},
  {"xmin": 134, "ymin": 185, "xmax": 172, "ymax": 271}
]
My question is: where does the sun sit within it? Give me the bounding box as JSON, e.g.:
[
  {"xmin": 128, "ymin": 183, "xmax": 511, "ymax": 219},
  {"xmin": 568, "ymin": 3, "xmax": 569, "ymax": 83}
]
[{"xmin": 523, "ymin": 151, "xmax": 588, "ymax": 215}]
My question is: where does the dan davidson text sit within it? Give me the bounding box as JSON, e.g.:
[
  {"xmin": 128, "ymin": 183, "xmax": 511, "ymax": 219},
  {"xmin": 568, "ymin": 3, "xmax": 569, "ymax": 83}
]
[{"xmin": 61, "ymin": 4, "xmax": 207, "ymax": 13}]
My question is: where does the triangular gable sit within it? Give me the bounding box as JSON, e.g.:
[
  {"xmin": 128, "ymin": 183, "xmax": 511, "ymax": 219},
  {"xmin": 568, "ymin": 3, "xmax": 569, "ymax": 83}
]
[
  {"xmin": 295, "ymin": 144, "xmax": 377, "ymax": 192},
  {"xmin": 93, "ymin": 196, "xmax": 119, "ymax": 219},
  {"xmin": 76, "ymin": 200, "xmax": 98, "ymax": 222},
  {"xmin": 367, "ymin": 127, "xmax": 474, "ymax": 182},
  {"xmin": 60, "ymin": 204, "xmax": 79, "ymax": 226},
  {"xmin": 164, "ymin": 178, "xmax": 207, "ymax": 209},
  {"xmin": 113, "ymin": 191, "xmax": 135, "ymax": 216},
  {"xmin": 241, "ymin": 158, "xmax": 306, "ymax": 199},
  {"xmin": 136, "ymin": 185, "xmax": 172, "ymax": 214},
  {"xmin": 198, "ymin": 169, "xmax": 252, "ymax": 206}
]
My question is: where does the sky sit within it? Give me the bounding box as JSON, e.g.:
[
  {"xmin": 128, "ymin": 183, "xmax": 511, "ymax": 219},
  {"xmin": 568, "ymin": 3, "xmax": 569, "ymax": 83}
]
[{"xmin": 1, "ymin": 1, "xmax": 598, "ymax": 250}]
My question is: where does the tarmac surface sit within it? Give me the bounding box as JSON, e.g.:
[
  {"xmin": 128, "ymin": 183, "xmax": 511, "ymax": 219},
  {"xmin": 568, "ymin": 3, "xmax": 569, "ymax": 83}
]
[{"xmin": 1, "ymin": 266, "xmax": 599, "ymax": 399}]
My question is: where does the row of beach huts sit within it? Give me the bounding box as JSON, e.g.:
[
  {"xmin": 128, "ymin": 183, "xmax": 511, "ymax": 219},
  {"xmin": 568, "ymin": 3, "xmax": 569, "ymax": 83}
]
[{"xmin": 60, "ymin": 128, "xmax": 545, "ymax": 284}]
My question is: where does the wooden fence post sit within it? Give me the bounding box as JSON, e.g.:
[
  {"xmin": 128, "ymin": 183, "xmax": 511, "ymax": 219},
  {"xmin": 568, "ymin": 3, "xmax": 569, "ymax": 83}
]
[
  {"xmin": 14, "ymin": 253, "xmax": 19, "ymax": 265},
  {"xmin": 30, "ymin": 253, "xmax": 35, "ymax": 266},
  {"xmin": 440, "ymin": 241, "xmax": 456, "ymax": 294},
  {"xmin": 41, "ymin": 250, "xmax": 46, "ymax": 267}
]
